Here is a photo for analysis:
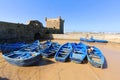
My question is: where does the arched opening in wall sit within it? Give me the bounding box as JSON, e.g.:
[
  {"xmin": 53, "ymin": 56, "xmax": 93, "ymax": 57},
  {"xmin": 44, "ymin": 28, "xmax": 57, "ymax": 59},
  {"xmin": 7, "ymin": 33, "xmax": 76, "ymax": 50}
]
[{"xmin": 34, "ymin": 33, "xmax": 41, "ymax": 40}]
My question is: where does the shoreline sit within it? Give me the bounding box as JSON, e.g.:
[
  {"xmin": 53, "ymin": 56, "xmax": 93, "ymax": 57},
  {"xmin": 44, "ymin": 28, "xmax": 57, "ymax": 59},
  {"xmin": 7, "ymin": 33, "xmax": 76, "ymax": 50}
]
[{"xmin": 52, "ymin": 33, "xmax": 120, "ymax": 43}]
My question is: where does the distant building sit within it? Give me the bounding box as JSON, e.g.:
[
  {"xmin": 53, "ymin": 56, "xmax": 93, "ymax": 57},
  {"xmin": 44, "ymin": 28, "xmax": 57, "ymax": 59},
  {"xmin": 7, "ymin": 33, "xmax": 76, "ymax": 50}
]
[
  {"xmin": 45, "ymin": 16, "xmax": 64, "ymax": 34},
  {"xmin": 0, "ymin": 16, "xmax": 64, "ymax": 43}
]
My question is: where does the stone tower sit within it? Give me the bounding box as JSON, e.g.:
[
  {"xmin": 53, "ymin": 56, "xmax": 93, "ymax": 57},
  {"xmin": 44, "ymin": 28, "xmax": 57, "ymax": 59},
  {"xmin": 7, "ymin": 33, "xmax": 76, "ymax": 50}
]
[{"xmin": 45, "ymin": 16, "xmax": 64, "ymax": 34}]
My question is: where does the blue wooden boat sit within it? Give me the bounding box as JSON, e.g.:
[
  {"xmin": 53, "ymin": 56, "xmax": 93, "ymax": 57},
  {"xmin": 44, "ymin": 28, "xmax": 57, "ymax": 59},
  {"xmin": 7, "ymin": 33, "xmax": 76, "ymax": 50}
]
[
  {"xmin": 94, "ymin": 39, "xmax": 108, "ymax": 43},
  {"xmin": 80, "ymin": 38, "xmax": 95, "ymax": 42},
  {"xmin": 1, "ymin": 42, "xmax": 27, "ymax": 53},
  {"xmin": 2, "ymin": 40, "xmax": 42, "ymax": 66},
  {"xmin": 70, "ymin": 42, "xmax": 87, "ymax": 63},
  {"xmin": 87, "ymin": 46, "xmax": 104, "ymax": 68},
  {"xmin": 16, "ymin": 40, "xmax": 40, "ymax": 52},
  {"xmin": 90, "ymin": 36, "xmax": 108, "ymax": 43},
  {"xmin": 42, "ymin": 42, "xmax": 61, "ymax": 58},
  {"xmin": 2, "ymin": 51, "xmax": 41, "ymax": 66},
  {"xmin": 39, "ymin": 40, "xmax": 52, "ymax": 53},
  {"xmin": 54, "ymin": 43, "xmax": 73, "ymax": 62}
]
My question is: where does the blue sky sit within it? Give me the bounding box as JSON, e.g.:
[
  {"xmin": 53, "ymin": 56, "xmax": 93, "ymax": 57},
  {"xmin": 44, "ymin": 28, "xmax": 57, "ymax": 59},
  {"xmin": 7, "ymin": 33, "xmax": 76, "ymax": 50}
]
[{"xmin": 0, "ymin": 0, "xmax": 120, "ymax": 33}]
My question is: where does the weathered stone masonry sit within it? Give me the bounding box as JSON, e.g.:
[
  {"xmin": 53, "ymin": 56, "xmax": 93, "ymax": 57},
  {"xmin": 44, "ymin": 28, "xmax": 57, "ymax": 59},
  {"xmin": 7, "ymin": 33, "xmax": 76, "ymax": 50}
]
[{"xmin": 0, "ymin": 16, "xmax": 64, "ymax": 43}]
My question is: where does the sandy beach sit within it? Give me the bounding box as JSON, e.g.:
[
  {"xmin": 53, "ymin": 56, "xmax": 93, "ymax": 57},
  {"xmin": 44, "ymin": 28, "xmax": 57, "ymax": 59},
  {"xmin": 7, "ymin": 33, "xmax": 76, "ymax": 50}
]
[{"xmin": 0, "ymin": 39, "xmax": 120, "ymax": 80}]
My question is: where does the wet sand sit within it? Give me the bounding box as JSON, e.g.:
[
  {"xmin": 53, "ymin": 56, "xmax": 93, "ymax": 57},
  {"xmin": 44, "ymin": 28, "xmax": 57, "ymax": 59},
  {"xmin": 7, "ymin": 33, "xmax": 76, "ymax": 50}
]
[{"xmin": 0, "ymin": 39, "xmax": 120, "ymax": 80}]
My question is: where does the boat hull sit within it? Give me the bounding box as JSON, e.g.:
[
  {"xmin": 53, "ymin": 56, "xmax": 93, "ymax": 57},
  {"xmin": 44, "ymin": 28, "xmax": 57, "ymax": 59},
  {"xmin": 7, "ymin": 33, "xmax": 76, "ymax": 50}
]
[
  {"xmin": 80, "ymin": 38, "xmax": 95, "ymax": 42},
  {"xmin": 2, "ymin": 53, "xmax": 42, "ymax": 66},
  {"xmin": 1, "ymin": 42, "xmax": 27, "ymax": 53},
  {"xmin": 87, "ymin": 56, "xmax": 103, "ymax": 68},
  {"xmin": 87, "ymin": 46, "xmax": 104, "ymax": 68},
  {"xmin": 54, "ymin": 43, "xmax": 72, "ymax": 62},
  {"xmin": 94, "ymin": 39, "xmax": 108, "ymax": 43},
  {"xmin": 42, "ymin": 42, "xmax": 60, "ymax": 58},
  {"xmin": 70, "ymin": 42, "xmax": 87, "ymax": 63},
  {"xmin": 2, "ymin": 40, "xmax": 42, "ymax": 66}
]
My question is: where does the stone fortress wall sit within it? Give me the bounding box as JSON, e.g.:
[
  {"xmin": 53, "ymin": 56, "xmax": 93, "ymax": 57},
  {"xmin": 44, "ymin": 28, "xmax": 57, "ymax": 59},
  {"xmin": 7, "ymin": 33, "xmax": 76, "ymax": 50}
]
[{"xmin": 0, "ymin": 16, "xmax": 64, "ymax": 43}]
